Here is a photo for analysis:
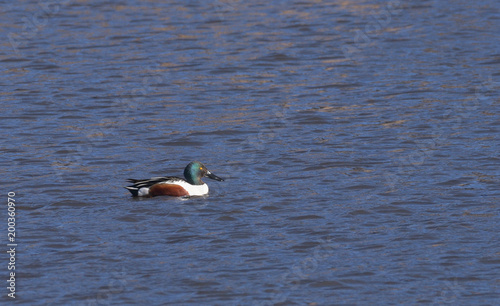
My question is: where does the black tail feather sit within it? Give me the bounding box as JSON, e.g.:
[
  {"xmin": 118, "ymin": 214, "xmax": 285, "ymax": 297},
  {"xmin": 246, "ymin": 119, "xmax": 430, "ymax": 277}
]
[{"xmin": 124, "ymin": 186, "xmax": 139, "ymax": 197}]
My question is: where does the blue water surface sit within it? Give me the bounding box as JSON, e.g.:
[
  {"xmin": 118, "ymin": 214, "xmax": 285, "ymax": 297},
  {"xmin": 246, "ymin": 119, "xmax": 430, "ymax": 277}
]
[{"xmin": 1, "ymin": 0, "xmax": 499, "ymax": 304}]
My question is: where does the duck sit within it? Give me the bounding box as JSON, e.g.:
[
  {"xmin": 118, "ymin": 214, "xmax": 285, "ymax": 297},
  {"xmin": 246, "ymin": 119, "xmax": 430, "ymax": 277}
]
[{"xmin": 125, "ymin": 161, "xmax": 224, "ymax": 197}]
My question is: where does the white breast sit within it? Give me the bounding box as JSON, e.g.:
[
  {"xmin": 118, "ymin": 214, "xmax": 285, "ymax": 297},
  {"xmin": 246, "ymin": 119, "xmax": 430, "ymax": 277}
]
[{"xmin": 176, "ymin": 181, "xmax": 209, "ymax": 196}]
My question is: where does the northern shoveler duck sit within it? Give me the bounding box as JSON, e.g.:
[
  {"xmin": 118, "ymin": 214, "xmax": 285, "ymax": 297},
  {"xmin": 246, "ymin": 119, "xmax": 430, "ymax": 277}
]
[{"xmin": 125, "ymin": 161, "xmax": 224, "ymax": 197}]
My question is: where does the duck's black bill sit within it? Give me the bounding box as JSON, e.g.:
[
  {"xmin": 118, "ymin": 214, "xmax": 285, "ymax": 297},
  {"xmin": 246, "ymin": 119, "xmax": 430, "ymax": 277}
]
[{"xmin": 207, "ymin": 171, "xmax": 224, "ymax": 181}]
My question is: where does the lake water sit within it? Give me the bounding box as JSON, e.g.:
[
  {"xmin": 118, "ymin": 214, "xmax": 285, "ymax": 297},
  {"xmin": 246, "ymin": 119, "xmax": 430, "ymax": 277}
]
[{"xmin": 1, "ymin": 0, "xmax": 499, "ymax": 304}]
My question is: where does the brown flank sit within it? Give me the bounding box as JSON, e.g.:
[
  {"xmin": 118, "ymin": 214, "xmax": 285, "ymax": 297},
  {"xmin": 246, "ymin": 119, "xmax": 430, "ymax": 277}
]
[{"xmin": 149, "ymin": 184, "xmax": 189, "ymax": 197}]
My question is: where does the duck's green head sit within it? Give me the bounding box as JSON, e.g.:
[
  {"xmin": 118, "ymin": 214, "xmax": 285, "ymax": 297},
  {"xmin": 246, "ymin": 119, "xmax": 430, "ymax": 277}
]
[{"xmin": 184, "ymin": 161, "xmax": 224, "ymax": 185}]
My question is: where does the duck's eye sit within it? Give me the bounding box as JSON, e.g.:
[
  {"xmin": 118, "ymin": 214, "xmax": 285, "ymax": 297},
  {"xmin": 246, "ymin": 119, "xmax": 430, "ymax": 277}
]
[{"xmin": 200, "ymin": 167, "xmax": 203, "ymax": 170}]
